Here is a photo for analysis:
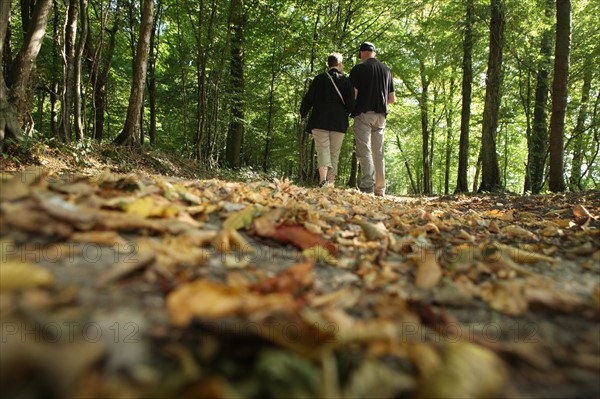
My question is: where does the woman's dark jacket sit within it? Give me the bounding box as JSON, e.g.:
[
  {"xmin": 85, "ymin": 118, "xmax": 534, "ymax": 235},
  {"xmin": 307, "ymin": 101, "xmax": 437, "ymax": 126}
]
[{"xmin": 300, "ymin": 69, "xmax": 355, "ymax": 133}]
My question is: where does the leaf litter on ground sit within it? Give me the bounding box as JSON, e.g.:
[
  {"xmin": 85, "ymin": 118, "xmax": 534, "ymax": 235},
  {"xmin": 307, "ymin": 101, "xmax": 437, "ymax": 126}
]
[{"xmin": 0, "ymin": 166, "xmax": 599, "ymax": 399}]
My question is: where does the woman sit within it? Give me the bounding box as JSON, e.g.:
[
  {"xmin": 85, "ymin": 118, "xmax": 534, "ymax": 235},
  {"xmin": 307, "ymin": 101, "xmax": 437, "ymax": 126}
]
[{"xmin": 300, "ymin": 52, "xmax": 355, "ymax": 187}]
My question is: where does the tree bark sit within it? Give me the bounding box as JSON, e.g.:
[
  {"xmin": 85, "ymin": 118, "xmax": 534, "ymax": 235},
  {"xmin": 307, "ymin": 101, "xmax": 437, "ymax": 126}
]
[
  {"xmin": 455, "ymin": 0, "xmax": 474, "ymax": 193},
  {"xmin": 525, "ymin": 0, "xmax": 554, "ymax": 193},
  {"xmin": 148, "ymin": 0, "xmax": 162, "ymax": 147},
  {"xmin": 548, "ymin": 0, "xmax": 570, "ymax": 192},
  {"xmin": 569, "ymin": 57, "xmax": 592, "ymax": 191},
  {"xmin": 420, "ymin": 60, "xmax": 431, "ymax": 195},
  {"xmin": 478, "ymin": 0, "xmax": 505, "ymax": 193},
  {"xmin": 445, "ymin": 76, "xmax": 455, "ymax": 196},
  {"xmin": 3, "ymin": 0, "xmax": 53, "ymax": 141},
  {"xmin": 73, "ymin": 0, "xmax": 89, "ymax": 141},
  {"xmin": 225, "ymin": 0, "xmax": 245, "ymax": 168},
  {"xmin": 58, "ymin": 0, "xmax": 78, "ymax": 143},
  {"xmin": 113, "ymin": 0, "xmax": 154, "ymax": 146}
]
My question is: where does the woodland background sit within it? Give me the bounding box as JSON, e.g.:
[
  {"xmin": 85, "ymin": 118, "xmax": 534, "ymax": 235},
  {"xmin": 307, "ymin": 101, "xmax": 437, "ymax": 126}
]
[{"xmin": 0, "ymin": 0, "xmax": 598, "ymax": 194}]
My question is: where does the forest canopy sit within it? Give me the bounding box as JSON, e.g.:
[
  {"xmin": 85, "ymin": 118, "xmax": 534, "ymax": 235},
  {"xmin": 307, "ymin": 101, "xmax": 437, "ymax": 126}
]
[{"xmin": 1, "ymin": 0, "xmax": 598, "ymax": 194}]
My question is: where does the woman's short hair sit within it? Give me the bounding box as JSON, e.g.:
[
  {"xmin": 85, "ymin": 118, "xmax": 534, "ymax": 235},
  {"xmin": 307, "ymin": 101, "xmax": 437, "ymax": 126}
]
[{"xmin": 327, "ymin": 52, "xmax": 343, "ymax": 67}]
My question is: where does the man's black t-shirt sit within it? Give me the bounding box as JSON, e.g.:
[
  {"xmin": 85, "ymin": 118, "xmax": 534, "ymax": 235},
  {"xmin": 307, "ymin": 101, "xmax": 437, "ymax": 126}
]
[{"xmin": 349, "ymin": 58, "xmax": 394, "ymax": 117}]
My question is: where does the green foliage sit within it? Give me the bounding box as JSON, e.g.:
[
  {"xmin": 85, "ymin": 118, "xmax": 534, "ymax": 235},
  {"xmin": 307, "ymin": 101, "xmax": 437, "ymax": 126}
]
[{"xmin": 7, "ymin": 0, "xmax": 599, "ymax": 193}]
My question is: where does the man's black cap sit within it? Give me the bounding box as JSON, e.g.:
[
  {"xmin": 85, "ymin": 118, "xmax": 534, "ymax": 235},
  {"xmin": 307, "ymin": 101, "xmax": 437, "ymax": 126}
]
[{"xmin": 359, "ymin": 42, "xmax": 376, "ymax": 52}]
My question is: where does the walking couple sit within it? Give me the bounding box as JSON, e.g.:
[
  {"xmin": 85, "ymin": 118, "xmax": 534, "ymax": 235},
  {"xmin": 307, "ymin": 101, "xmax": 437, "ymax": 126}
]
[{"xmin": 300, "ymin": 42, "xmax": 396, "ymax": 196}]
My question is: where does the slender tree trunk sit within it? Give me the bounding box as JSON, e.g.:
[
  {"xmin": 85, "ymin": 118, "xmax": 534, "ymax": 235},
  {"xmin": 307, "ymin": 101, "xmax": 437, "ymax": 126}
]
[
  {"xmin": 148, "ymin": 0, "xmax": 161, "ymax": 147},
  {"xmin": 525, "ymin": 0, "xmax": 554, "ymax": 193},
  {"xmin": 420, "ymin": 60, "xmax": 431, "ymax": 194},
  {"xmin": 263, "ymin": 43, "xmax": 277, "ymax": 172},
  {"xmin": 548, "ymin": 0, "xmax": 570, "ymax": 192},
  {"xmin": 58, "ymin": 0, "xmax": 78, "ymax": 143},
  {"xmin": 569, "ymin": 58, "xmax": 592, "ymax": 191},
  {"xmin": 113, "ymin": 0, "xmax": 154, "ymax": 146},
  {"xmin": 479, "ymin": 0, "xmax": 505, "ymax": 193},
  {"xmin": 225, "ymin": 0, "xmax": 245, "ymax": 168},
  {"xmin": 3, "ymin": 0, "xmax": 53, "ymax": 141},
  {"xmin": 73, "ymin": 0, "xmax": 88, "ymax": 141},
  {"xmin": 50, "ymin": 0, "xmax": 60, "ymax": 137},
  {"xmin": 473, "ymin": 153, "xmax": 482, "ymax": 192},
  {"xmin": 444, "ymin": 77, "xmax": 455, "ymax": 195},
  {"xmin": 455, "ymin": 0, "xmax": 474, "ymax": 193}
]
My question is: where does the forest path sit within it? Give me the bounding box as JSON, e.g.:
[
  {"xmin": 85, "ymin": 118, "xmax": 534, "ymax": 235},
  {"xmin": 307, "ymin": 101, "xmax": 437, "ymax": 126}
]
[{"xmin": 1, "ymin": 156, "xmax": 599, "ymax": 398}]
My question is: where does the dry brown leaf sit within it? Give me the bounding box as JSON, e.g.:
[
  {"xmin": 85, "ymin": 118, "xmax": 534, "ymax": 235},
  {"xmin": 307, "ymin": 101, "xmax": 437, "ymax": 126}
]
[
  {"xmin": 480, "ymin": 280, "xmax": 528, "ymax": 316},
  {"xmin": 95, "ymin": 243, "xmax": 156, "ymax": 285},
  {"xmin": 494, "ymin": 242, "xmax": 557, "ymax": 264},
  {"xmin": 573, "ymin": 204, "xmax": 594, "ymax": 224},
  {"xmin": 166, "ymin": 279, "xmax": 296, "ymax": 326},
  {"xmin": 501, "ymin": 225, "xmax": 536, "ymax": 240},
  {"xmin": 249, "ymin": 262, "xmax": 314, "ymax": 296},
  {"xmin": 414, "ymin": 251, "xmax": 442, "ymax": 289},
  {"xmin": 361, "ymin": 221, "xmax": 388, "ymax": 241},
  {"xmin": 70, "ymin": 231, "xmax": 128, "ymax": 247}
]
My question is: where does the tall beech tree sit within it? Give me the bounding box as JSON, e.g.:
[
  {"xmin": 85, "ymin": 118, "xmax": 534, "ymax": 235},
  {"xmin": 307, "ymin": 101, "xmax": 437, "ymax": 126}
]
[
  {"xmin": 2, "ymin": 0, "xmax": 53, "ymax": 140},
  {"xmin": 548, "ymin": 0, "xmax": 571, "ymax": 192},
  {"xmin": 455, "ymin": 0, "xmax": 474, "ymax": 193},
  {"xmin": 113, "ymin": 0, "xmax": 154, "ymax": 146},
  {"xmin": 479, "ymin": 0, "xmax": 505, "ymax": 193},
  {"xmin": 525, "ymin": 0, "xmax": 554, "ymax": 194},
  {"xmin": 225, "ymin": 0, "xmax": 245, "ymax": 168}
]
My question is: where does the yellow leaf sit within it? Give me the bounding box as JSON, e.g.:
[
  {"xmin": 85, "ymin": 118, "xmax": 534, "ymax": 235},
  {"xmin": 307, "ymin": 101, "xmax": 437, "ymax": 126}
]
[
  {"xmin": 417, "ymin": 342, "xmax": 507, "ymax": 399},
  {"xmin": 0, "ymin": 261, "xmax": 54, "ymax": 291},
  {"xmin": 303, "ymin": 246, "xmax": 337, "ymax": 265},
  {"xmin": 124, "ymin": 196, "xmax": 178, "ymax": 218},
  {"xmin": 223, "ymin": 206, "xmax": 259, "ymax": 230}
]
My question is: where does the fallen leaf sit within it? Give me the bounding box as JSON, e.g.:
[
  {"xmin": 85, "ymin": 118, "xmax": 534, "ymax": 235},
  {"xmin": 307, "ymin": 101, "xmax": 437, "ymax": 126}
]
[
  {"xmin": 222, "ymin": 205, "xmax": 260, "ymax": 230},
  {"xmin": 166, "ymin": 280, "xmax": 296, "ymax": 326},
  {"xmin": 302, "ymin": 246, "xmax": 337, "ymax": 265},
  {"xmin": 501, "ymin": 225, "xmax": 536, "ymax": 240},
  {"xmin": 361, "ymin": 221, "xmax": 388, "ymax": 241},
  {"xmin": 480, "ymin": 280, "xmax": 528, "ymax": 316},
  {"xmin": 414, "ymin": 251, "xmax": 442, "ymax": 289},
  {"xmin": 249, "ymin": 262, "xmax": 314, "ymax": 296},
  {"xmin": 0, "ymin": 260, "xmax": 54, "ymax": 290},
  {"xmin": 269, "ymin": 224, "xmax": 338, "ymax": 256},
  {"xmin": 417, "ymin": 342, "xmax": 507, "ymax": 399}
]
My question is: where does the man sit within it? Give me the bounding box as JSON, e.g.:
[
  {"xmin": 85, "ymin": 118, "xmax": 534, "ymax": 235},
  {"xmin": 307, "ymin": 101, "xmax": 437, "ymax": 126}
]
[
  {"xmin": 349, "ymin": 42, "xmax": 396, "ymax": 196},
  {"xmin": 300, "ymin": 52, "xmax": 355, "ymax": 187}
]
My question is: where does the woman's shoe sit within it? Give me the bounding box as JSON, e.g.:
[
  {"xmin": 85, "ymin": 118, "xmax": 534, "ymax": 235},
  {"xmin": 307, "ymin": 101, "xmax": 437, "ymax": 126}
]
[{"xmin": 319, "ymin": 180, "xmax": 328, "ymax": 187}]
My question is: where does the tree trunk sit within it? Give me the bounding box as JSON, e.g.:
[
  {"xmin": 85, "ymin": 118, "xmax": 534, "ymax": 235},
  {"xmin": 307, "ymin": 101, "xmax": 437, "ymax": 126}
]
[
  {"xmin": 148, "ymin": 0, "xmax": 161, "ymax": 147},
  {"xmin": 420, "ymin": 60, "xmax": 431, "ymax": 195},
  {"xmin": 113, "ymin": 0, "xmax": 154, "ymax": 146},
  {"xmin": 479, "ymin": 0, "xmax": 505, "ymax": 193},
  {"xmin": 73, "ymin": 0, "xmax": 88, "ymax": 141},
  {"xmin": 455, "ymin": 0, "xmax": 474, "ymax": 194},
  {"xmin": 525, "ymin": 0, "xmax": 554, "ymax": 193},
  {"xmin": 263, "ymin": 44, "xmax": 277, "ymax": 172},
  {"xmin": 445, "ymin": 76, "xmax": 455, "ymax": 195},
  {"xmin": 58, "ymin": 0, "xmax": 78, "ymax": 143},
  {"xmin": 50, "ymin": 0, "xmax": 59, "ymax": 137},
  {"xmin": 87, "ymin": 18, "xmax": 118, "ymax": 143},
  {"xmin": 1, "ymin": 0, "xmax": 20, "ymax": 143},
  {"xmin": 3, "ymin": 0, "xmax": 53, "ymax": 140},
  {"xmin": 225, "ymin": 0, "xmax": 245, "ymax": 168},
  {"xmin": 569, "ymin": 58, "xmax": 592, "ymax": 191},
  {"xmin": 548, "ymin": 0, "xmax": 570, "ymax": 192}
]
